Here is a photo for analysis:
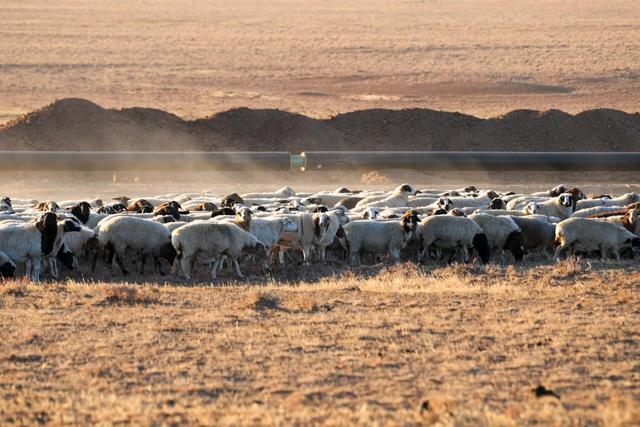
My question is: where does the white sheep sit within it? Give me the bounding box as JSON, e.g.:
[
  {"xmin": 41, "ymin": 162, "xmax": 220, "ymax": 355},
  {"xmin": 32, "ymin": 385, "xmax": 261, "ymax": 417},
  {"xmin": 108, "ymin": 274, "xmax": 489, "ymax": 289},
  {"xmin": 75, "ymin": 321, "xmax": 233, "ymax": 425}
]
[
  {"xmin": 524, "ymin": 193, "xmax": 574, "ymax": 219},
  {"xmin": 575, "ymin": 193, "xmax": 640, "ymax": 211},
  {"xmin": 553, "ymin": 217, "xmax": 640, "ymax": 261},
  {"xmin": 171, "ymin": 222, "xmax": 266, "ymax": 279},
  {"xmin": 0, "ymin": 213, "xmax": 80, "ymax": 282},
  {"xmin": 312, "ymin": 210, "xmax": 349, "ymax": 262},
  {"xmin": 418, "ymin": 215, "xmax": 491, "ymax": 263},
  {"xmin": 340, "ymin": 215, "xmax": 416, "ymax": 266},
  {"xmin": 241, "ymin": 186, "xmax": 295, "ymax": 199},
  {"xmin": 570, "ymin": 205, "xmax": 627, "ymax": 218},
  {"xmin": 96, "ymin": 216, "xmax": 175, "ymax": 275},
  {"xmin": 468, "ymin": 212, "xmax": 525, "ymax": 261},
  {"xmin": 355, "ymin": 184, "xmax": 419, "ymax": 208}
]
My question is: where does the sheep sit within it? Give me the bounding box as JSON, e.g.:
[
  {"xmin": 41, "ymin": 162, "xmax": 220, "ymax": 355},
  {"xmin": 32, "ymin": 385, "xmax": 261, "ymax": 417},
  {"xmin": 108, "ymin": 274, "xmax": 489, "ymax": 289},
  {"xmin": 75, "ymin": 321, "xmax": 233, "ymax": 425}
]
[
  {"xmin": 336, "ymin": 196, "xmax": 364, "ymax": 210},
  {"xmin": 0, "ymin": 212, "xmax": 80, "ymax": 282},
  {"xmin": 171, "ymin": 222, "xmax": 267, "ymax": 279},
  {"xmin": 241, "ymin": 186, "xmax": 295, "ymax": 199},
  {"xmin": 0, "ymin": 250, "xmax": 16, "ymax": 279},
  {"xmin": 248, "ymin": 216, "xmax": 299, "ymax": 268},
  {"xmin": 418, "ymin": 215, "xmax": 491, "ymax": 264},
  {"xmin": 127, "ymin": 199, "xmax": 154, "ymax": 213},
  {"xmin": 468, "ymin": 212, "xmax": 525, "ymax": 261},
  {"xmin": 340, "ymin": 213, "xmax": 417, "ymax": 266},
  {"xmin": 154, "ymin": 201, "xmax": 189, "ymax": 220},
  {"xmin": 509, "ymin": 216, "xmax": 556, "ymax": 257},
  {"xmin": 0, "ymin": 196, "xmax": 15, "ymax": 214},
  {"xmin": 355, "ymin": 184, "xmax": 419, "ymax": 208},
  {"xmin": 95, "ymin": 216, "xmax": 176, "ymax": 275},
  {"xmin": 524, "ymin": 193, "xmax": 575, "ymax": 220},
  {"xmin": 312, "ymin": 210, "xmax": 349, "ymax": 263},
  {"xmin": 164, "ymin": 221, "xmax": 188, "ymax": 233},
  {"xmin": 275, "ymin": 212, "xmax": 317, "ymax": 264},
  {"xmin": 61, "ymin": 224, "xmax": 98, "ymax": 269},
  {"xmin": 575, "ymin": 193, "xmax": 640, "ymax": 211},
  {"xmin": 571, "ymin": 205, "xmax": 627, "ymax": 218},
  {"xmin": 594, "ymin": 209, "xmax": 639, "ymax": 235},
  {"xmin": 553, "ymin": 217, "xmax": 640, "ymax": 261}
]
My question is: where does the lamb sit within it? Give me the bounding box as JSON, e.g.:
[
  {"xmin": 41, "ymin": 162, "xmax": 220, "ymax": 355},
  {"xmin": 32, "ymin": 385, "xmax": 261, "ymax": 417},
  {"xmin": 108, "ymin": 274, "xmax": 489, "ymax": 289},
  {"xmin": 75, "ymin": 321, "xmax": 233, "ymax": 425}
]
[
  {"xmin": 95, "ymin": 216, "xmax": 176, "ymax": 275},
  {"xmin": 575, "ymin": 193, "xmax": 640, "ymax": 211},
  {"xmin": 418, "ymin": 215, "xmax": 491, "ymax": 264},
  {"xmin": 509, "ymin": 216, "xmax": 556, "ymax": 257},
  {"xmin": 553, "ymin": 217, "xmax": 640, "ymax": 261},
  {"xmin": 340, "ymin": 213, "xmax": 417, "ymax": 266},
  {"xmin": 171, "ymin": 222, "xmax": 267, "ymax": 279},
  {"xmin": 0, "ymin": 212, "xmax": 80, "ymax": 282},
  {"xmin": 249, "ymin": 216, "xmax": 299, "ymax": 268},
  {"xmin": 0, "ymin": 250, "xmax": 16, "ymax": 279},
  {"xmin": 468, "ymin": 212, "xmax": 525, "ymax": 261},
  {"xmin": 524, "ymin": 193, "xmax": 575, "ymax": 220}
]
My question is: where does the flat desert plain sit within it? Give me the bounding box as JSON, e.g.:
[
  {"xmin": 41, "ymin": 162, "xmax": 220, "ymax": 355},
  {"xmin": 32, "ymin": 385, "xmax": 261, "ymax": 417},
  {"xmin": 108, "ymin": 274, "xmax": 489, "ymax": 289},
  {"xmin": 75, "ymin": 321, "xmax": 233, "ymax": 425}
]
[{"xmin": 1, "ymin": 0, "xmax": 640, "ymax": 124}]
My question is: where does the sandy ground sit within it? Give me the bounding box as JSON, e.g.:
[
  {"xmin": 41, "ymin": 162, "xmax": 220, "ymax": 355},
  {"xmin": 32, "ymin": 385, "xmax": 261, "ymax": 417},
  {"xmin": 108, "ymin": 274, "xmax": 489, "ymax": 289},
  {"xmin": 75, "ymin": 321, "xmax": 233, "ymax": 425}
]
[
  {"xmin": 1, "ymin": 262, "xmax": 639, "ymax": 425},
  {"xmin": 2, "ymin": 0, "xmax": 640, "ymax": 124}
]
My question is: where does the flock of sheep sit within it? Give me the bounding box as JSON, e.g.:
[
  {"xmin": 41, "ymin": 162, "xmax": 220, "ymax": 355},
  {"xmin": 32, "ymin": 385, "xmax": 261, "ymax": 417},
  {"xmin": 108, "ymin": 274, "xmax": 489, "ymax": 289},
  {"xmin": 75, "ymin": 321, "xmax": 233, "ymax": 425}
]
[{"xmin": 0, "ymin": 183, "xmax": 639, "ymax": 282}]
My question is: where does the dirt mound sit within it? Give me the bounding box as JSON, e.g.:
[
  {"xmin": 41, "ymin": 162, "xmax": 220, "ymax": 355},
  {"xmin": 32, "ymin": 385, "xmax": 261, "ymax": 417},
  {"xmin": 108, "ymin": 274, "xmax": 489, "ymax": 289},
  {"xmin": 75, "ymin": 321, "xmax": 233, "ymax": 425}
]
[{"xmin": 1, "ymin": 98, "xmax": 639, "ymax": 152}]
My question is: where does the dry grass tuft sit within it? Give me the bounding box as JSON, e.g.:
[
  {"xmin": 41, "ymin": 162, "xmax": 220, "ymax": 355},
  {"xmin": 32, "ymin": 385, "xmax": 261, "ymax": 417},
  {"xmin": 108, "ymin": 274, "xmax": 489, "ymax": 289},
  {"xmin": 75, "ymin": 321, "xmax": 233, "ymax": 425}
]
[
  {"xmin": 1, "ymin": 282, "xmax": 28, "ymax": 298},
  {"xmin": 552, "ymin": 257, "xmax": 585, "ymax": 278},
  {"xmin": 98, "ymin": 285, "xmax": 160, "ymax": 306},
  {"xmin": 249, "ymin": 291, "xmax": 283, "ymax": 312}
]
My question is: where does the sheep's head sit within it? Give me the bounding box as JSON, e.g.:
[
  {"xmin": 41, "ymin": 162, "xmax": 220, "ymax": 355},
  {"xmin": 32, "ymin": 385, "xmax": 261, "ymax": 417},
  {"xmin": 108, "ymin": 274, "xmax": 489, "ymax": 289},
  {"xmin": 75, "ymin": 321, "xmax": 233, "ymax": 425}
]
[
  {"xmin": 448, "ymin": 208, "xmax": 466, "ymax": 217},
  {"xmin": 549, "ymin": 184, "xmax": 567, "ymax": 197},
  {"xmin": 398, "ymin": 184, "xmax": 419, "ymax": 196},
  {"xmin": 198, "ymin": 202, "xmax": 217, "ymax": 212},
  {"xmin": 623, "ymin": 209, "xmax": 638, "ymax": 233},
  {"xmin": 504, "ymin": 231, "xmax": 525, "ymax": 262},
  {"xmin": 281, "ymin": 217, "xmax": 299, "ymax": 233},
  {"xmin": 489, "ymin": 198, "xmax": 506, "ymax": 210},
  {"xmin": 313, "ymin": 205, "xmax": 329, "ymax": 213},
  {"xmin": 437, "ymin": 197, "xmax": 453, "ymax": 212},
  {"xmin": 559, "ymin": 193, "xmax": 574, "ymax": 210},
  {"xmin": 401, "ymin": 210, "xmax": 420, "ymax": 232},
  {"xmin": 277, "ymin": 186, "xmax": 296, "ymax": 197},
  {"xmin": 486, "ymin": 190, "xmax": 500, "ymax": 200},
  {"xmin": 524, "ymin": 202, "xmax": 540, "ymax": 215},
  {"xmin": 313, "ymin": 213, "xmax": 331, "ymax": 237},
  {"xmin": 70, "ymin": 202, "xmax": 91, "ymax": 224},
  {"xmin": 464, "ymin": 186, "xmax": 477, "ymax": 193},
  {"xmin": 112, "ymin": 196, "xmax": 131, "ymax": 205},
  {"xmin": 568, "ymin": 187, "xmax": 586, "ymax": 200},
  {"xmin": 362, "ymin": 207, "xmax": 379, "ymax": 220},
  {"xmin": 221, "ymin": 193, "xmax": 243, "ymax": 208},
  {"xmin": 235, "ymin": 207, "xmax": 252, "ymax": 229},
  {"xmin": 246, "ymin": 240, "xmax": 267, "ymax": 259},
  {"xmin": 627, "ymin": 193, "xmax": 640, "ymax": 204},
  {"xmin": 335, "ymin": 187, "xmax": 351, "ymax": 193},
  {"xmin": 1, "ymin": 196, "xmax": 11, "ymax": 207}
]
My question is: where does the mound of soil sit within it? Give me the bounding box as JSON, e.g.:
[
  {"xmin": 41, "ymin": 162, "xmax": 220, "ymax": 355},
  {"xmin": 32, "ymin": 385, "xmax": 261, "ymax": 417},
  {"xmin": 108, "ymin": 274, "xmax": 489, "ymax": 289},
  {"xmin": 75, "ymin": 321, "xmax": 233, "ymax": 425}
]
[{"xmin": 1, "ymin": 98, "xmax": 639, "ymax": 151}]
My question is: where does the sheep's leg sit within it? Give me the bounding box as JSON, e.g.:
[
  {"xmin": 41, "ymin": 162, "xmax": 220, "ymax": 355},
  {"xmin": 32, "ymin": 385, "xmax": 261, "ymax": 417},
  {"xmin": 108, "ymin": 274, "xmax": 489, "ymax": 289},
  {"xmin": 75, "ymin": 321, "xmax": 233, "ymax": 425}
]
[
  {"xmin": 91, "ymin": 252, "xmax": 99, "ymax": 273},
  {"xmin": 232, "ymin": 258, "xmax": 244, "ymax": 278},
  {"xmin": 180, "ymin": 256, "xmax": 193, "ymax": 279},
  {"xmin": 302, "ymin": 246, "xmax": 312, "ymax": 265},
  {"xmin": 50, "ymin": 258, "xmax": 59, "ymax": 279},
  {"xmin": 552, "ymin": 245, "xmax": 566, "ymax": 262},
  {"xmin": 211, "ymin": 257, "xmax": 224, "ymax": 279},
  {"xmin": 139, "ymin": 253, "xmax": 146, "ymax": 275},
  {"xmin": 31, "ymin": 258, "xmax": 41, "ymax": 283},
  {"xmin": 115, "ymin": 250, "xmax": 129, "ymax": 275},
  {"xmin": 317, "ymin": 246, "xmax": 326, "ymax": 263},
  {"xmin": 25, "ymin": 259, "xmax": 32, "ymax": 280},
  {"xmin": 611, "ymin": 249, "xmax": 620, "ymax": 262},
  {"xmin": 72, "ymin": 256, "xmax": 79, "ymax": 270},
  {"xmin": 461, "ymin": 244, "xmax": 470, "ymax": 263}
]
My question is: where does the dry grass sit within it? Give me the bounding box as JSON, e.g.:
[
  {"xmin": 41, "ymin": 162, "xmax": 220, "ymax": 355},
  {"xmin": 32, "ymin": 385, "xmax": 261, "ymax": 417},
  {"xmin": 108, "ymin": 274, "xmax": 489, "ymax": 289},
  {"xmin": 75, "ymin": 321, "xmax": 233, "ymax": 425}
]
[{"xmin": 1, "ymin": 262, "xmax": 639, "ymax": 425}]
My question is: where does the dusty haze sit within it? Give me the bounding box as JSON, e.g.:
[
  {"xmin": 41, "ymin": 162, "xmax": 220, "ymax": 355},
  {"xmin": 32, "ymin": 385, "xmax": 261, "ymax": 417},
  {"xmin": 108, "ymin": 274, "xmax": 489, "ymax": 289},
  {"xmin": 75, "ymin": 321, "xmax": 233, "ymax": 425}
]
[{"xmin": 2, "ymin": 0, "xmax": 640, "ymax": 124}]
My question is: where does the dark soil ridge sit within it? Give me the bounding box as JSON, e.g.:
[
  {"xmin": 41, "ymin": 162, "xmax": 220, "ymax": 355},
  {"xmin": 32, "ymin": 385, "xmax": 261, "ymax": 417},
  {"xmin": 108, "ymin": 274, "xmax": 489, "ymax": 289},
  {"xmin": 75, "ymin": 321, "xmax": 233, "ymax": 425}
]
[{"xmin": 1, "ymin": 98, "xmax": 639, "ymax": 152}]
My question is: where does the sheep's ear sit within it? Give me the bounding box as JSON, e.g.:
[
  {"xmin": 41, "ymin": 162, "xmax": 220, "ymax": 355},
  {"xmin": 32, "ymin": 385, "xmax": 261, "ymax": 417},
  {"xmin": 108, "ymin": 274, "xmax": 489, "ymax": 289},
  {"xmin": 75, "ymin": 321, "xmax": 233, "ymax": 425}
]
[{"xmin": 314, "ymin": 217, "xmax": 321, "ymax": 237}]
